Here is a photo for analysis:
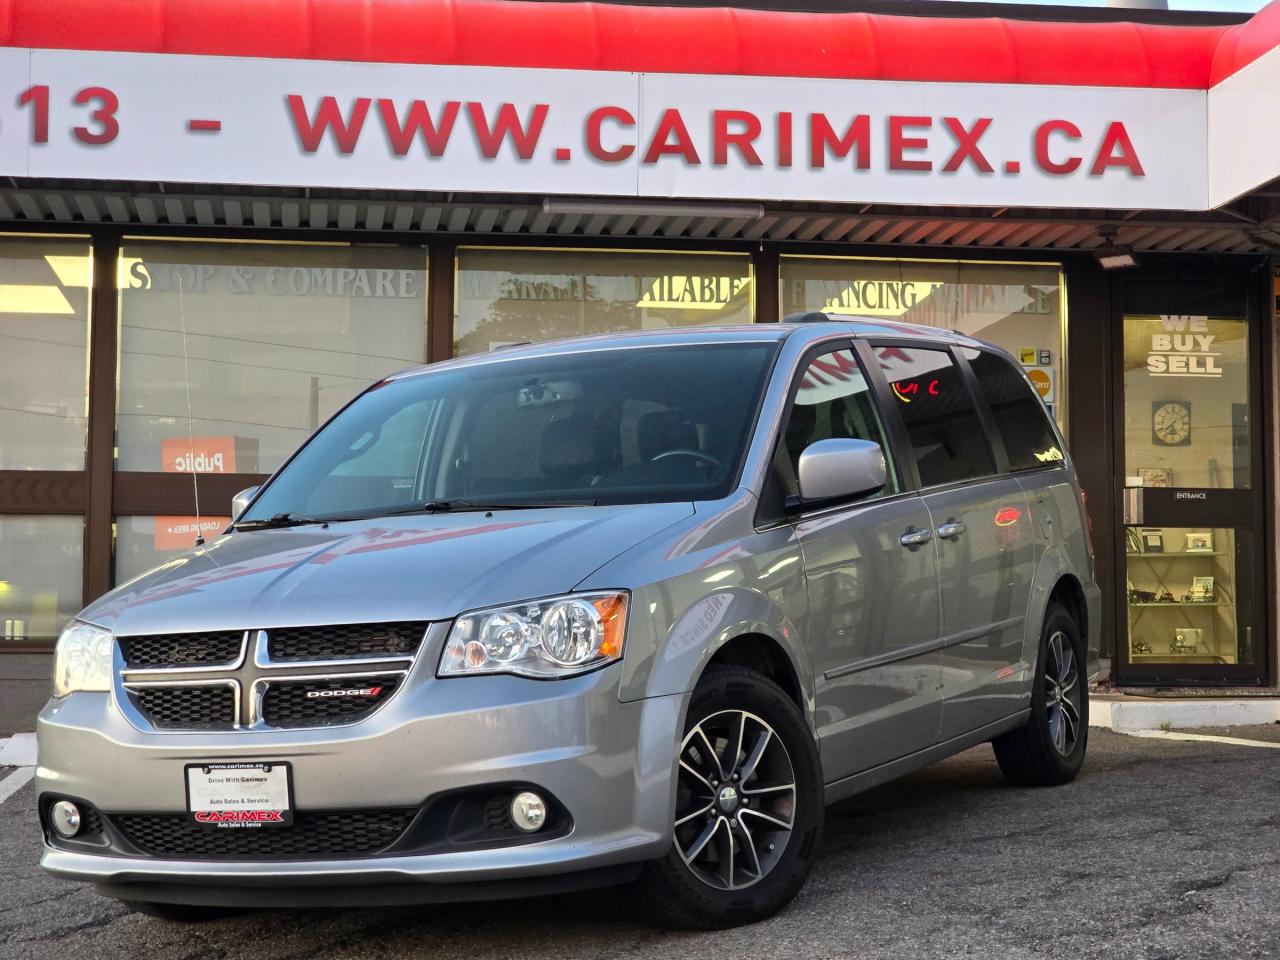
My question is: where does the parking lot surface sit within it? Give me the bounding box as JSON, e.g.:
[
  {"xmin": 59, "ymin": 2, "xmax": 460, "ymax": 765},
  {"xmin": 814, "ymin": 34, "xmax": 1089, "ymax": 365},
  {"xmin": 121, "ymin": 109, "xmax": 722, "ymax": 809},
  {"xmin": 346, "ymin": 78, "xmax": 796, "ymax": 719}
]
[{"xmin": 2, "ymin": 728, "xmax": 1279, "ymax": 960}]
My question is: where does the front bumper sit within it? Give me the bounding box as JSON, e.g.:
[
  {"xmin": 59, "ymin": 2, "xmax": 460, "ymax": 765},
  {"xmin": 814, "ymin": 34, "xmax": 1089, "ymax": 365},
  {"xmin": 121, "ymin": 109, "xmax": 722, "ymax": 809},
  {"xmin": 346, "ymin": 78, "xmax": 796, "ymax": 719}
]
[{"xmin": 37, "ymin": 653, "xmax": 684, "ymax": 901}]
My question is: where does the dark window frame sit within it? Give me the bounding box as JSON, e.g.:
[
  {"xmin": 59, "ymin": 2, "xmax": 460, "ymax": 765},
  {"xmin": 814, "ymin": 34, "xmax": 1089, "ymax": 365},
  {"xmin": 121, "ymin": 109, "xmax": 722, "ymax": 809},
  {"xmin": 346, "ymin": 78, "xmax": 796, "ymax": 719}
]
[{"xmin": 756, "ymin": 336, "xmax": 914, "ymax": 526}]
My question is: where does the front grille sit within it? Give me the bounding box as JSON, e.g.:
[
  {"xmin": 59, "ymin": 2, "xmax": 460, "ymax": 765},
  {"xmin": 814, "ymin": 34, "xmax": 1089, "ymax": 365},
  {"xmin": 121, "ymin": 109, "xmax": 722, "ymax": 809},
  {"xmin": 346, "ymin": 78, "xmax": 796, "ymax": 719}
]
[
  {"xmin": 80, "ymin": 803, "xmax": 105, "ymax": 837},
  {"xmin": 266, "ymin": 622, "xmax": 427, "ymax": 661},
  {"xmin": 132, "ymin": 685, "xmax": 235, "ymax": 729},
  {"xmin": 261, "ymin": 676, "xmax": 401, "ymax": 728},
  {"xmin": 121, "ymin": 632, "xmax": 244, "ymax": 668},
  {"xmin": 118, "ymin": 621, "xmax": 423, "ymax": 732},
  {"xmin": 113, "ymin": 809, "xmax": 417, "ymax": 860},
  {"xmin": 483, "ymin": 794, "xmax": 514, "ymax": 832}
]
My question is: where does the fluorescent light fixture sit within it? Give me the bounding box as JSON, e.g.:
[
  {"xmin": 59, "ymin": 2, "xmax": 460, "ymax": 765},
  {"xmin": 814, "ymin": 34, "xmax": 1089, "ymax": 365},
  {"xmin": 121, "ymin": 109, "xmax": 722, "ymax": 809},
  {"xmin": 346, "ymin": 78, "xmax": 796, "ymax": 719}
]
[
  {"xmin": 542, "ymin": 198, "xmax": 765, "ymax": 220},
  {"xmin": 1093, "ymin": 225, "xmax": 1137, "ymax": 271},
  {"xmin": 1095, "ymin": 248, "xmax": 1139, "ymax": 270}
]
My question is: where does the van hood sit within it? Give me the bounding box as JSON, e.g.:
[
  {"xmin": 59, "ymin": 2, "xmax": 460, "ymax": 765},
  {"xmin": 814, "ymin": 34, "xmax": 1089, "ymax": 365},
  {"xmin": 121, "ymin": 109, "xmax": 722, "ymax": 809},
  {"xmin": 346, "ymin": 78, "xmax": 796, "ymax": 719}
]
[{"xmin": 82, "ymin": 503, "xmax": 693, "ymax": 636}]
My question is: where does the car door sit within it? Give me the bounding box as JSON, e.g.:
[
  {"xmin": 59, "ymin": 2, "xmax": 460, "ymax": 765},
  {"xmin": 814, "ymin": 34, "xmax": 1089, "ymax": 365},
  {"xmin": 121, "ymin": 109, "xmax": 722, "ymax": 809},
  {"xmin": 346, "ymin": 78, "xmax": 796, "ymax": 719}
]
[
  {"xmin": 773, "ymin": 342, "xmax": 943, "ymax": 781},
  {"xmin": 873, "ymin": 343, "xmax": 1034, "ymax": 740}
]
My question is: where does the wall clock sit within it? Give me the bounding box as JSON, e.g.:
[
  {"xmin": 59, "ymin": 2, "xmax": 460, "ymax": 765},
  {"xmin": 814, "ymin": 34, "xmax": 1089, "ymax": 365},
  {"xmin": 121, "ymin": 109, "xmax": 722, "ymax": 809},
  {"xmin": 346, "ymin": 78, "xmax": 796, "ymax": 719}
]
[{"xmin": 1151, "ymin": 400, "xmax": 1191, "ymax": 446}]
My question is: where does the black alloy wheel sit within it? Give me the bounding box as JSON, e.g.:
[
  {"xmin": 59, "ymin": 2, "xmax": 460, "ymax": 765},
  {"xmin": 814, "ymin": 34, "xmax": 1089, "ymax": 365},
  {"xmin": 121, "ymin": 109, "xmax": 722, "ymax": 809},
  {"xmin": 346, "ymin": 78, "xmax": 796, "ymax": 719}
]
[
  {"xmin": 992, "ymin": 604, "xmax": 1089, "ymax": 787},
  {"xmin": 637, "ymin": 665, "xmax": 823, "ymax": 929}
]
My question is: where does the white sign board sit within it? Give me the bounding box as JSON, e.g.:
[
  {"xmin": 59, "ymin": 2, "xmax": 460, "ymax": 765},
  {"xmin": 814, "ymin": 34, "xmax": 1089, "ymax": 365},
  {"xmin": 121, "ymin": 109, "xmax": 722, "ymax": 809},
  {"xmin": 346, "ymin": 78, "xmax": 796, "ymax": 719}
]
[{"xmin": 0, "ymin": 47, "xmax": 1211, "ymax": 210}]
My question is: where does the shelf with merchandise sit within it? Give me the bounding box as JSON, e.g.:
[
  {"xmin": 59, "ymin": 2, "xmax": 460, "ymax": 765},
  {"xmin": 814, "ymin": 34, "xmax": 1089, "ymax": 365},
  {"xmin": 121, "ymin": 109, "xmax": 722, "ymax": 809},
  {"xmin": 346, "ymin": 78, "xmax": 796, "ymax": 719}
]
[{"xmin": 1125, "ymin": 552, "xmax": 1226, "ymax": 559}]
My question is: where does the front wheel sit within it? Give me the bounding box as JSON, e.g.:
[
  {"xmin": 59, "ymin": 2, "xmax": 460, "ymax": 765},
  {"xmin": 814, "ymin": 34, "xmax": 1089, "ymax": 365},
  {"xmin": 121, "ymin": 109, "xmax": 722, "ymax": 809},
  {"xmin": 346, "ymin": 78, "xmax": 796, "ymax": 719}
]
[
  {"xmin": 992, "ymin": 604, "xmax": 1088, "ymax": 787},
  {"xmin": 636, "ymin": 665, "xmax": 823, "ymax": 929}
]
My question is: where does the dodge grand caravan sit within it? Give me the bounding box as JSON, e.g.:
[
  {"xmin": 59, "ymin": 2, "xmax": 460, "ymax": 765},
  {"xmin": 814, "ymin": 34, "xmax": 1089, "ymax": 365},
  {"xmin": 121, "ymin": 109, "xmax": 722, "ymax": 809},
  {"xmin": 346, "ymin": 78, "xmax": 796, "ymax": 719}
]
[{"xmin": 38, "ymin": 317, "xmax": 1099, "ymax": 928}]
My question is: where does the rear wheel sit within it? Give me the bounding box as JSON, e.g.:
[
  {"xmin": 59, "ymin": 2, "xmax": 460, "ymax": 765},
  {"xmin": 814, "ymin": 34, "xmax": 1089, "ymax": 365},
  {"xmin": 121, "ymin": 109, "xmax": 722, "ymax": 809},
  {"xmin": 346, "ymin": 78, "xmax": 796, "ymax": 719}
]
[
  {"xmin": 992, "ymin": 604, "xmax": 1088, "ymax": 786},
  {"xmin": 637, "ymin": 665, "xmax": 822, "ymax": 929}
]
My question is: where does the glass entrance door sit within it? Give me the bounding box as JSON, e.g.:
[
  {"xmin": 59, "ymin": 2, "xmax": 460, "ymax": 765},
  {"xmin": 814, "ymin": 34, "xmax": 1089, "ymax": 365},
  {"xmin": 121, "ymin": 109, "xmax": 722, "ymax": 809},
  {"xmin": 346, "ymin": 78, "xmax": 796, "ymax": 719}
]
[{"xmin": 1117, "ymin": 275, "xmax": 1267, "ymax": 685}]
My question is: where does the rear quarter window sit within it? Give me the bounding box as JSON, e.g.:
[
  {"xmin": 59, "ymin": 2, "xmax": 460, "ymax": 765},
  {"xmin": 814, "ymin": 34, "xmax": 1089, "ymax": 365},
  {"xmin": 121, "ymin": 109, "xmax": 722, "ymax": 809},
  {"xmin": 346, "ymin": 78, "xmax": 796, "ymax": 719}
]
[{"xmin": 962, "ymin": 348, "xmax": 1064, "ymax": 471}]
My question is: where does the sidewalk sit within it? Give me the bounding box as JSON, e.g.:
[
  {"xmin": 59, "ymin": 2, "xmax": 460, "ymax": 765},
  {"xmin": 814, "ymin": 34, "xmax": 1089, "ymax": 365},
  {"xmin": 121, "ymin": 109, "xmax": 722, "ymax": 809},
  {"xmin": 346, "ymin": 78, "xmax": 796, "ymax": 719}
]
[{"xmin": 1090, "ymin": 689, "xmax": 1280, "ymax": 732}]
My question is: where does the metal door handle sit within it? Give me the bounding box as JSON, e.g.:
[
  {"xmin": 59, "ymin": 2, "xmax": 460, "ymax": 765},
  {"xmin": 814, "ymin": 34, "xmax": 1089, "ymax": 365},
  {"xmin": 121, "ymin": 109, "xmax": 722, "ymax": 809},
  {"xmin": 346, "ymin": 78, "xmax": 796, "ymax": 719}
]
[
  {"xmin": 900, "ymin": 526, "xmax": 933, "ymax": 548},
  {"xmin": 937, "ymin": 520, "xmax": 967, "ymax": 540}
]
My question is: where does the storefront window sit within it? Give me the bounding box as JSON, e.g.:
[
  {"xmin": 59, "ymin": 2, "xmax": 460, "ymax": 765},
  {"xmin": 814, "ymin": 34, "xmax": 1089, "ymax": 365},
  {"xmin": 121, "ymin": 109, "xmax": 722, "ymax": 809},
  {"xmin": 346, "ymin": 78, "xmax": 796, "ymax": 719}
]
[
  {"xmin": 0, "ymin": 516, "xmax": 83, "ymax": 644},
  {"xmin": 114, "ymin": 515, "xmax": 232, "ymax": 585},
  {"xmin": 1125, "ymin": 527, "xmax": 1256, "ymax": 667},
  {"xmin": 0, "ymin": 235, "xmax": 92, "ymax": 470},
  {"xmin": 454, "ymin": 248, "xmax": 752, "ymax": 356},
  {"xmin": 116, "ymin": 240, "xmax": 428, "ymax": 474},
  {"xmin": 780, "ymin": 257, "xmax": 1065, "ymax": 430},
  {"xmin": 1122, "ymin": 293, "xmax": 1249, "ymax": 489}
]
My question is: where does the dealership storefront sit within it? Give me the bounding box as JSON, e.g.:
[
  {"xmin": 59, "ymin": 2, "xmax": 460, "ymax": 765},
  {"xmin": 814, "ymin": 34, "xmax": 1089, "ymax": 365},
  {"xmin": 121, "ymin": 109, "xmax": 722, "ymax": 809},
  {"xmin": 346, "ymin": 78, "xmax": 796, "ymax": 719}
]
[{"xmin": 1, "ymin": 0, "xmax": 1279, "ymax": 688}]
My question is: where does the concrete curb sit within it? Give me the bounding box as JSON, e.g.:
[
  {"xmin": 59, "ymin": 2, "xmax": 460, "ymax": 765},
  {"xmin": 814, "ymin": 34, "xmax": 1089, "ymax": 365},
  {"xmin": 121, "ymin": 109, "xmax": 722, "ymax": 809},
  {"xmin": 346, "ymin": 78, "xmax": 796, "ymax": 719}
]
[
  {"xmin": 1090, "ymin": 695, "xmax": 1280, "ymax": 732},
  {"xmin": 0, "ymin": 732, "xmax": 36, "ymax": 767}
]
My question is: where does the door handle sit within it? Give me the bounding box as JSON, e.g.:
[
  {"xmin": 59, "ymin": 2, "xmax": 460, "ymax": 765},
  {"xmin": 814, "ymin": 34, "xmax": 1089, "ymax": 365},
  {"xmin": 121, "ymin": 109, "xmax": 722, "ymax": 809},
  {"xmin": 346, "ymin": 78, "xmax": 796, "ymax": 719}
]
[
  {"xmin": 937, "ymin": 519, "xmax": 967, "ymax": 540},
  {"xmin": 900, "ymin": 526, "xmax": 933, "ymax": 548}
]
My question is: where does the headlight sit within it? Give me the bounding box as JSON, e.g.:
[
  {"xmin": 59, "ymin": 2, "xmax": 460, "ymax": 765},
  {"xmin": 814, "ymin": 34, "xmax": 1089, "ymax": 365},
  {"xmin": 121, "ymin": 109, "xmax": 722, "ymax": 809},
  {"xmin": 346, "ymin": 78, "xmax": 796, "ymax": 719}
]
[
  {"xmin": 52, "ymin": 621, "xmax": 114, "ymax": 698},
  {"xmin": 439, "ymin": 592, "xmax": 628, "ymax": 679}
]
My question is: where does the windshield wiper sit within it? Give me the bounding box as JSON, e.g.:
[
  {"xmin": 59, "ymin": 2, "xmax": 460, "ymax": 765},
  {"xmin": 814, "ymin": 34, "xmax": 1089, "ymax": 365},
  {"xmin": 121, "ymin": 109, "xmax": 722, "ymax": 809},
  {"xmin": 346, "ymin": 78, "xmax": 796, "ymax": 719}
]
[
  {"xmin": 232, "ymin": 512, "xmax": 328, "ymax": 531},
  {"xmin": 422, "ymin": 499, "xmax": 598, "ymax": 513},
  {"xmin": 372, "ymin": 499, "xmax": 598, "ymax": 517}
]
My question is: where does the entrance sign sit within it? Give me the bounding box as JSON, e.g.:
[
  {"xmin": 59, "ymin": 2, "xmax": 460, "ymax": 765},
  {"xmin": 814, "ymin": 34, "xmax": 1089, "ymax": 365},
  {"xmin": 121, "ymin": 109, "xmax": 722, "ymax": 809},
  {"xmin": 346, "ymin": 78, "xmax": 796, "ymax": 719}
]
[{"xmin": 0, "ymin": 48, "xmax": 1208, "ymax": 210}]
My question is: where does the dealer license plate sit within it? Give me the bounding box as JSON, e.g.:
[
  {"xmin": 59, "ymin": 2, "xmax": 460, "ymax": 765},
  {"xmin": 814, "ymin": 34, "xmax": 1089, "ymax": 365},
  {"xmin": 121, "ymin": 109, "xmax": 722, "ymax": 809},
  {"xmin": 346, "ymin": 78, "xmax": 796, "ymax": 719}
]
[{"xmin": 185, "ymin": 761, "xmax": 293, "ymax": 828}]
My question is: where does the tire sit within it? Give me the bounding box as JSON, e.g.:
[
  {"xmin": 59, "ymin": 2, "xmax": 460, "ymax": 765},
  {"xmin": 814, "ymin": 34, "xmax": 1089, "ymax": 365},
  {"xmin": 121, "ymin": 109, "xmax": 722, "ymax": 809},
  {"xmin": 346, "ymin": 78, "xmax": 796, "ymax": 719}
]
[
  {"xmin": 992, "ymin": 604, "xmax": 1088, "ymax": 787},
  {"xmin": 636, "ymin": 664, "xmax": 823, "ymax": 929},
  {"xmin": 122, "ymin": 900, "xmax": 241, "ymax": 922}
]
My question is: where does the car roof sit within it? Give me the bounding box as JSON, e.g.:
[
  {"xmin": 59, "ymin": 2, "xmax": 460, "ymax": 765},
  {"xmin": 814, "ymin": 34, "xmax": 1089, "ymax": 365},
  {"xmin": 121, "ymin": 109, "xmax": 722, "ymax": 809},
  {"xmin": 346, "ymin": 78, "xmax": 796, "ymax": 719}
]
[{"xmin": 386, "ymin": 315, "xmax": 988, "ymax": 381}]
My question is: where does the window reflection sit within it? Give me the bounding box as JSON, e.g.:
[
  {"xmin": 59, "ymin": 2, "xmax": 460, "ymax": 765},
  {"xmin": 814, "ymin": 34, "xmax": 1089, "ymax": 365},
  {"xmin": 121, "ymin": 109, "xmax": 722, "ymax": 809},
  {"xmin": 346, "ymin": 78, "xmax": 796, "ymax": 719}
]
[
  {"xmin": 454, "ymin": 248, "xmax": 752, "ymax": 356},
  {"xmin": 114, "ymin": 515, "xmax": 231, "ymax": 586},
  {"xmin": 0, "ymin": 236, "xmax": 91, "ymax": 470},
  {"xmin": 781, "ymin": 257, "xmax": 1065, "ymax": 430},
  {"xmin": 116, "ymin": 241, "xmax": 428, "ymax": 474},
  {"xmin": 0, "ymin": 516, "xmax": 83, "ymax": 644}
]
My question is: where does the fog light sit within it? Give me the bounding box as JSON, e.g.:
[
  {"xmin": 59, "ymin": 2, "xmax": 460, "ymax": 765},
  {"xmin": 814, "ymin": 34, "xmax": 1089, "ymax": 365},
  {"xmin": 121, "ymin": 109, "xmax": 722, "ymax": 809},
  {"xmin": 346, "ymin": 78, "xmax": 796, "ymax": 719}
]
[
  {"xmin": 50, "ymin": 800, "xmax": 82, "ymax": 838},
  {"xmin": 510, "ymin": 791, "xmax": 547, "ymax": 833}
]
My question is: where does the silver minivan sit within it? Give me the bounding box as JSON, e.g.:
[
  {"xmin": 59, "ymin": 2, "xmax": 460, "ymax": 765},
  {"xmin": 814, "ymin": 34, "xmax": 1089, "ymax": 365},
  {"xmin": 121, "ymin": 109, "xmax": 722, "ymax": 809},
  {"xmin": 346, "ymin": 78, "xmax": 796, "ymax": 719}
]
[{"xmin": 38, "ymin": 317, "xmax": 1100, "ymax": 928}]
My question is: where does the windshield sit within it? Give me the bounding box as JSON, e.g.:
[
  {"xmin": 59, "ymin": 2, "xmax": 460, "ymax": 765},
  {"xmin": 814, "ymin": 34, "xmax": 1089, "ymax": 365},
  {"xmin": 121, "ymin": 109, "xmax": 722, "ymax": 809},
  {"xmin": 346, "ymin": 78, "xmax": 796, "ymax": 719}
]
[{"xmin": 241, "ymin": 341, "xmax": 778, "ymax": 522}]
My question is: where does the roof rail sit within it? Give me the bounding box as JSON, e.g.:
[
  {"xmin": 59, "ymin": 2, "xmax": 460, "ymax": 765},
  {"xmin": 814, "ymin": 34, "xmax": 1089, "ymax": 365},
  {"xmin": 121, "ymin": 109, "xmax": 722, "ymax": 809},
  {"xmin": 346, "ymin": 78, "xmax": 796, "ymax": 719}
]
[{"xmin": 783, "ymin": 311, "xmax": 836, "ymax": 323}]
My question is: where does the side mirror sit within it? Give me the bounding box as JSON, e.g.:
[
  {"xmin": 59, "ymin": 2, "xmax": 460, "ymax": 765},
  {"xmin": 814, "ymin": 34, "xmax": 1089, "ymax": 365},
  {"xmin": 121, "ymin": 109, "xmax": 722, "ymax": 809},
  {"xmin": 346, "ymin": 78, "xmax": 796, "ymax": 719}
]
[
  {"xmin": 796, "ymin": 438, "xmax": 887, "ymax": 504},
  {"xmin": 231, "ymin": 486, "xmax": 260, "ymax": 521}
]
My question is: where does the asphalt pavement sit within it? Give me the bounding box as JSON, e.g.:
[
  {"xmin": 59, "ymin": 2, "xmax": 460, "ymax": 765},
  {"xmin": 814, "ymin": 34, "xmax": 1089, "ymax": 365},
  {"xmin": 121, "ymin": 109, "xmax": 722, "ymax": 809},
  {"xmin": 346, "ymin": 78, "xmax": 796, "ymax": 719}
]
[{"xmin": 2, "ymin": 728, "xmax": 1279, "ymax": 960}]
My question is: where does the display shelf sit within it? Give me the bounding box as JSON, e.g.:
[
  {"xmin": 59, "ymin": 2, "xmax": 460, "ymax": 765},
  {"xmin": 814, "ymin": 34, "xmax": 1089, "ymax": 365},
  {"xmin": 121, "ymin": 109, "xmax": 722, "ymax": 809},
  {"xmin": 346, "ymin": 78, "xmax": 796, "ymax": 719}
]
[
  {"xmin": 1128, "ymin": 602, "xmax": 1231, "ymax": 608},
  {"xmin": 1126, "ymin": 552, "xmax": 1226, "ymax": 559}
]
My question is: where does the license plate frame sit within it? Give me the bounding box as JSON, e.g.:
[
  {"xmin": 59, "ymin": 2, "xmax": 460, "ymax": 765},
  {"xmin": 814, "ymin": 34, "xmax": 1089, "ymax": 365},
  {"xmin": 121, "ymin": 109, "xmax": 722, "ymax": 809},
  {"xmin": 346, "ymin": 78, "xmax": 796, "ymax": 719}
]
[{"xmin": 185, "ymin": 761, "xmax": 294, "ymax": 828}]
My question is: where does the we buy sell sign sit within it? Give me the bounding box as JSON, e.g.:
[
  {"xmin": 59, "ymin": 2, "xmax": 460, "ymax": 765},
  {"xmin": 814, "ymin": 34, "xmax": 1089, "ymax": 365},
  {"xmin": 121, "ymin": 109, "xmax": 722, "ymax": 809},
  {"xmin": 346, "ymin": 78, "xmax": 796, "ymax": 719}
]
[{"xmin": 0, "ymin": 48, "xmax": 1208, "ymax": 210}]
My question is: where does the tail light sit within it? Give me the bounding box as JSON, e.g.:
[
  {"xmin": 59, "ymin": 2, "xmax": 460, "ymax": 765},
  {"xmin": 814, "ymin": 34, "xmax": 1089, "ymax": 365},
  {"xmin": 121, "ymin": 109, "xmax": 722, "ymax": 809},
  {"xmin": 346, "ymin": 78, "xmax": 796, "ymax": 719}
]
[{"xmin": 1079, "ymin": 487, "xmax": 1096, "ymax": 566}]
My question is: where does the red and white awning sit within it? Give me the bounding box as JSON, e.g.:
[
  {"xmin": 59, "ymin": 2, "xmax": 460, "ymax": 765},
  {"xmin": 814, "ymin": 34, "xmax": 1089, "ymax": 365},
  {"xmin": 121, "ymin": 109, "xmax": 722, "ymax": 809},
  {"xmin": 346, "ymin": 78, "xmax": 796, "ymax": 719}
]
[
  {"xmin": 0, "ymin": 0, "xmax": 1275, "ymax": 223},
  {"xmin": 1, "ymin": 0, "xmax": 1275, "ymax": 89}
]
